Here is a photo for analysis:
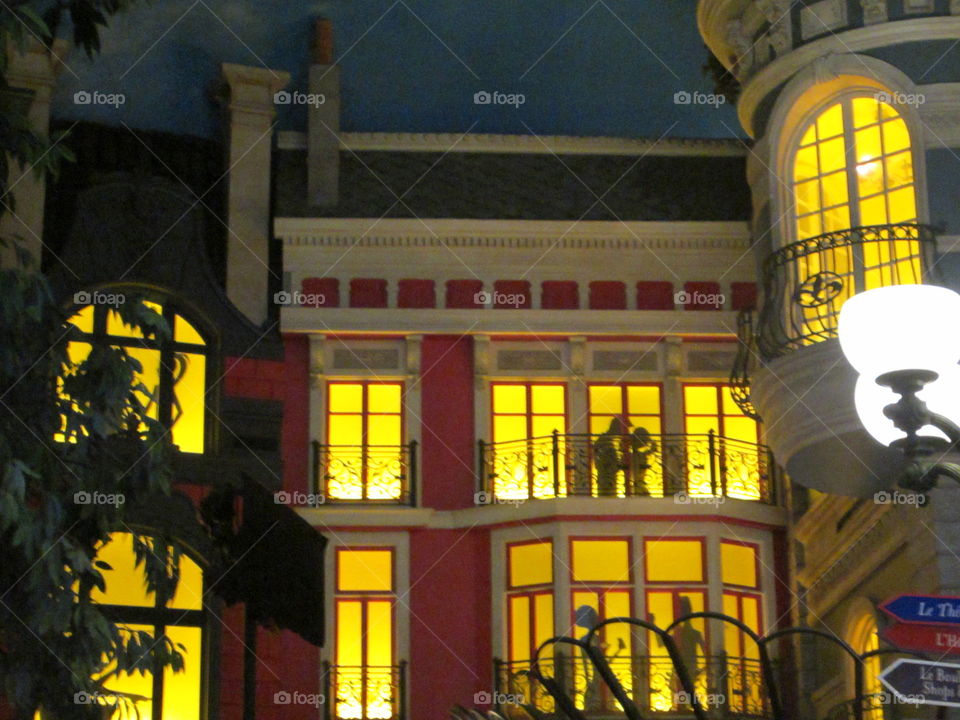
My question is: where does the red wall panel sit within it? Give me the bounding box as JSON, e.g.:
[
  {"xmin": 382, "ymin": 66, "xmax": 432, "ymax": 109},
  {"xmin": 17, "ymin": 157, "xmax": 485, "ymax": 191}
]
[
  {"xmin": 409, "ymin": 529, "xmax": 492, "ymax": 719},
  {"xmin": 636, "ymin": 281, "xmax": 674, "ymax": 310},
  {"xmin": 301, "ymin": 277, "xmax": 339, "ymax": 307},
  {"xmin": 446, "ymin": 280, "xmax": 485, "ymax": 309},
  {"xmin": 420, "ymin": 336, "xmax": 475, "ymax": 510},
  {"xmin": 731, "ymin": 281, "xmax": 758, "ymax": 311},
  {"xmin": 350, "ymin": 278, "xmax": 388, "ymax": 308},
  {"xmin": 588, "ymin": 281, "xmax": 626, "ymax": 310},
  {"xmin": 541, "ymin": 281, "xmax": 579, "ymax": 309},
  {"xmin": 398, "ymin": 279, "xmax": 436, "ymax": 308}
]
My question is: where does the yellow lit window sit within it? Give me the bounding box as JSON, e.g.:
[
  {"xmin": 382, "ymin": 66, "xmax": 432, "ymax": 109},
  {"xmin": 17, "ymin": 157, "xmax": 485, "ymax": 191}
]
[
  {"xmin": 490, "ymin": 383, "xmax": 566, "ymax": 500},
  {"xmin": 646, "ymin": 590, "xmax": 707, "ymax": 711},
  {"xmin": 644, "ymin": 539, "xmax": 704, "ymax": 584},
  {"xmin": 335, "ymin": 548, "xmax": 396, "ymax": 720},
  {"xmin": 849, "ymin": 614, "xmax": 883, "ymax": 720},
  {"xmin": 92, "ymin": 532, "xmax": 204, "ymax": 720},
  {"xmin": 789, "ymin": 96, "xmax": 921, "ymax": 343},
  {"xmin": 723, "ymin": 592, "xmax": 763, "ymax": 714},
  {"xmin": 64, "ymin": 299, "xmax": 207, "ymax": 453},
  {"xmin": 508, "ymin": 540, "xmax": 554, "ymax": 588},
  {"xmin": 587, "ymin": 384, "xmax": 662, "ymax": 497},
  {"xmin": 325, "ymin": 382, "xmax": 404, "ymax": 501},
  {"xmin": 721, "ymin": 541, "xmax": 759, "ymax": 588},
  {"xmin": 682, "ymin": 384, "xmax": 762, "ymax": 500},
  {"xmin": 570, "ymin": 538, "xmax": 633, "ymax": 710}
]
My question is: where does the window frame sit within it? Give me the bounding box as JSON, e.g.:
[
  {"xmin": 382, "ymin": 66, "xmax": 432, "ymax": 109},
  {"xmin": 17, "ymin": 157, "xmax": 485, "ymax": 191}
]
[
  {"xmin": 642, "ymin": 536, "xmax": 708, "ymax": 586},
  {"xmin": 506, "ymin": 538, "xmax": 555, "ymax": 591},
  {"xmin": 489, "ymin": 381, "xmax": 569, "ymax": 442},
  {"xmin": 326, "ymin": 380, "xmax": 407, "ymax": 448},
  {"xmin": 569, "ymin": 536, "xmax": 635, "ymax": 587},
  {"xmin": 585, "ymin": 382, "xmax": 664, "ymax": 435},
  {"xmin": 67, "ymin": 298, "xmax": 211, "ymax": 454},
  {"xmin": 785, "ymin": 88, "xmax": 922, "ymax": 246},
  {"xmin": 720, "ymin": 539, "xmax": 762, "ymax": 591},
  {"xmin": 505, "ymin": 539, "xmax": 555, "ymax": 663},
  {"xmin": 94, "ymin": 532, "xmax": 209, "ymax": 720}
]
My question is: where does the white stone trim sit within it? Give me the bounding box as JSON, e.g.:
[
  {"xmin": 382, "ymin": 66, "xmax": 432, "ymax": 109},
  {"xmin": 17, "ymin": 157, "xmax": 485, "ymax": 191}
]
[
  {"xmin": 276, "ymin": 131, "xmax": 747, "ymax": 157},
  {"xmin": 275, "ymin": 218, "xmax": 752, "ymax": 251},
  {"xmin": 280, "ymin": 308, "xmax": 741, "ymax": 336},
  {"xmin": 738, "ymin": 16, "xmax": 960, "ymax": 137}
]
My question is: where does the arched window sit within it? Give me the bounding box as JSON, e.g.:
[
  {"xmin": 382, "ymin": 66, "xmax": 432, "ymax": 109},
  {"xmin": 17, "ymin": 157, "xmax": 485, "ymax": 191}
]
[
  {"xmin": 94, "ymin": 531, "xmax": 205, "ymax": 720},
  {"xmin": 784, "ymin": 92, "xmax": 925, "ymax": 344},
  {"xmin": 848, "ymin": 612, "xmax": 883, "ymax": 720},
  {"xmin": 65, "ymin": 298, "xmax": 208, "ymax": 453},
  {"xmin": 792, "ymin": 94, "xmax": 916, "ymax": 241}
]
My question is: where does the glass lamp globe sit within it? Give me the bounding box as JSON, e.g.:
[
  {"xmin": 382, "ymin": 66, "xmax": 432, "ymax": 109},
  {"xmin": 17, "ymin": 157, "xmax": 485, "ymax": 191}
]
[
  {"xmin": 838, "ymin": 284, "xmax": 960, "ymax": 377},
  {"xmin": 854, "ymin": 363, "xmax": 960, "ymax": 446}
]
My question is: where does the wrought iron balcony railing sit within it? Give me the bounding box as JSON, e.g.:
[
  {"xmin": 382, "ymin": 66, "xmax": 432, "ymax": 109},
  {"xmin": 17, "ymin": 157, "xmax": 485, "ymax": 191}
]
[
  {"xmin": 322, "ymin": 662, "xmax": 407, "ymax": 720},
  {"xmin": 730, "ymin": 308, "xmax": 760, "ymax": 420},
  {"xmin": 477, "ymin": 431, "xmax": 776, "ymax": 505},
  {"xmin": 756, "ymin": 223, "xmax": 937, "ymax": 360},
  {"xmin": 312, "ymin": 442, "xmax": 417, "ymax": 506},
  {"xmin": 495, "ymin": 653, "xmax": 774, "ymax": 718}
]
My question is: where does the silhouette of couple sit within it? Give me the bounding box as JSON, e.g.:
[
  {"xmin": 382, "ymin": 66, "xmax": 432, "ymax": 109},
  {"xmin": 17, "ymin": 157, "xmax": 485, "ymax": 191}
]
[{"xmin": 593, "ymin": 418, "xmax": 658, "ymax": 496}]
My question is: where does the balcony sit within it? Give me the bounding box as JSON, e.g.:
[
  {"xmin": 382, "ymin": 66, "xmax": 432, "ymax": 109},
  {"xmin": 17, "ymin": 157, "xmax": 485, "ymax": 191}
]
[
  {"xmin": 732, "ymin": 224, "xmax": 937, "ymax": 495},
  {"xmin": 312, "ymin": 442, "xmax": 418, "ymax": 506},
  {"xmin": 322, "ymin": 662, "xmax": 407, "ymax": 720},
  {"xmin": 495, "ymin": 654, "xmax": 775, "ymax": 718},
  {"xmin": 477, "ymin": 431, "xmax": 777, "ymax": 505}
]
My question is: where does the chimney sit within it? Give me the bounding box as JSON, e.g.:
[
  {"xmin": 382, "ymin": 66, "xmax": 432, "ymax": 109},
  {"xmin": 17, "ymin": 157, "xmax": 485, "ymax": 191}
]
[{"xmin": 308, "ymin": 18, "xmax": 340, "ymax": 208}]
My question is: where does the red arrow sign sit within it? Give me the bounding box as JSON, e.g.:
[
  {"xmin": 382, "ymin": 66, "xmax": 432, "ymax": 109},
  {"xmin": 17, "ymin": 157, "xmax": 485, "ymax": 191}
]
[{"xmin": 884, "ymin": 623, "xmax": 960, "ymax": 655}]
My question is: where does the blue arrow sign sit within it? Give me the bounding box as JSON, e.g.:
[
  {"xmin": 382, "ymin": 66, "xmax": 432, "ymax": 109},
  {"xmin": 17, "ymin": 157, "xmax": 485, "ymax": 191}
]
[
  {"xmin": 882, "ymin": 595, "xmax": 960, "ymax": 625},
  {"xmin": 880, "ymin": 659, "xmax": 960, "ymax": 707}
]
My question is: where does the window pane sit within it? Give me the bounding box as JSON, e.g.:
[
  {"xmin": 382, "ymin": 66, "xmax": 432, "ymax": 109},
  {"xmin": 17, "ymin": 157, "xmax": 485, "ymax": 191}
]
[
  {"xmin": 329, "ymin": 384, "xmax": 363, "ymax": 413},
  {"xmin": 367, "ymin": 415, "xmax": 401, "ymax": 446},
  {"xmin": 162, "ymin": 625, "xmax": 202, "ymax": 720},
  {"xmin": 888, "ymin": 187, "xmax": 917, "ymax": 223},
  {"xmin": 883, "ymin": 118, "xmax": 910, "ymax": 153},
  {"xmin": 101, "ymin": 623, "xmax": 155, "ymax": 720},
  {"xmin": 174, "ymin": 315, "xmax": 205, "ymax": 345},
  {"xmin": 169, "ymin": 551, "xmax": 204, "ymax": 610},
  {"xmin": 627, "ymin": 386, "xmax": 660, "ymax": 415},
  {"xmin": 793, "ymin": 146, "xmax": 818, "ymax": 182},
  {"xmin": 510, "ymin": 595, "xmax": 531, "ymax": 661},
  {"xmin": 820, "ymin": 171, "xmax": 848, "ymax": 208},
  {"xmin": 817, "ymin": 103, "xmax": 844, "ymax": 139},
  {"xmin": 91, "ymin": 533, "xmax": 154, "ymax": 607},
  {"xmin": 683, "ymin": 386, "xmax": 717, "ymax": 416},
  {"xmin": 171, "ymin": 352, "xmax": 205, "ymax": 454},
  {"xmin": 126, "ymin": 347, "xmax": 161, "ymax": 421},
  {"xmin": 855, "ymin": 126, "xmax": 882, "ymax": 163},
  {"xmin": 493, "ymin": 415, "xmax": 527, "ymax": 443},
  {"xmin": 531, "ymin": 385, "xmax": 565, "ymax": 415},
  {"xmin": 509, "ymin": 541, "xmax": 553, "ymax": 587},
  {"xmin": 68, "ymin": 305, "xmax": 95, "ymax": 333},
  {"xmin": 329, "ymin": 415, "xmax": 363, "ymax": 446},
  {"xmin": 645, "ymin": 540, "xmax": 703, "ymax": 583},
  {"xmin": 336, "ymin": 599, "xmax": 363, "ymax": 665},
  {"xmin": 856, "ymin": 161, "xmax": 884, "ymax": 198},
  {"xmin": 493, "ymin": 384, "xmax": 526, "ymax": 413},
  {"xmin": 589, "ymin": 386, "xmax": 622, "ymax": 415},
  {"xmin": 818, "ymin": 137, "xmax": 846, "ymax": 174},
  {"xmin": 531, "ymin": 415, "xmax": 564, "ymax": 437},
  {"xmin": 859, "ymin": 195, "xmax": 888, "ymax": 226},
  {"xmin": 572, "ymin": 539, "xmax": 630, "ymax": 583},
  {"xmin": 721, "ymin": 542, "xmax": 758, "ymax": 588},
  {"xmin": 534, "ymin": 594, "xmax": 554, "ymax": 646},
  {"xmin": 852, "ymin": 97, "xmax": 879, "ymax": 128},
  {"xmin": 366, "ymin": 600, "xmax": 393, "ymax": 665},
  {"xmin": 368, "ymin": 384, "xmax": 402, "ymax": 414},
  {"xmin": 338, "ymin": 549, "xmax": 393, "ymax": 592},
  {"xmin": 886, "ymin": 151, "xmax": 914, "ymax": 189}
]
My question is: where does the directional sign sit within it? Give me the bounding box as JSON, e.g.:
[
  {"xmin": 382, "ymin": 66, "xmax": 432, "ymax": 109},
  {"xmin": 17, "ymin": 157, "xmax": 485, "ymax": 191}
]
[
  {"xmin": 883, "ymin": 623, "xmax": 960, "ymax": 655},
  {"xmin": 880, "ymin": 659, "xmax": 960, "ymax": 707},
  {"xmin": 882, "ymin": 595, "xmax": 960, "ymax": 625}
]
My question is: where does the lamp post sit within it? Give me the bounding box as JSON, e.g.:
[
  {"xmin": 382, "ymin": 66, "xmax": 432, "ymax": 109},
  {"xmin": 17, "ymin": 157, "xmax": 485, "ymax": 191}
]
[{"xmin": 838, "ymin": 283, "xmax": 960, "ymax": 491}]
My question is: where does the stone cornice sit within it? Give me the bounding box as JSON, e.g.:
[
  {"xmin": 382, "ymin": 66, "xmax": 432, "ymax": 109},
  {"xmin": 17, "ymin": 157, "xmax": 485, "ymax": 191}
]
[
  {"xmin": 739, "ymin": 17, "xmax": 960, "ymax": 137},
  {"xmin": 276, "ymin": 218, "xmax": 752, "ymax": 251},
  {"xmin": 276, "ymin": 130, "xmax": 748, "ymax": 156}
]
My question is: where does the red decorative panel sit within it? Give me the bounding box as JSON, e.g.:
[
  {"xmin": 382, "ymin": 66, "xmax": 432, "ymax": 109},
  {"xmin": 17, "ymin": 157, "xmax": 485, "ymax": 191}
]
[
  {"xmin": 300, "ymin": 277, "xmax": 339, "ymax": 307},
  {"xmin": 349, "ymin": 278, "xmax": 388, "ymax": 308},
  {"xmin": 398, "ymin": 279, "xmax": 436, "ymax": 308},
  {"xmin": 682, "ymin": 281, "xmax": 724, "ymax": 311},
  {"xmin": 731, "ymin": 282, "xmax": 758, "ymax": 311},
  {"xmin": 493, "ymin": 280, "xmax": 532, "ymax": 309},
  {"xmin": 636, "ymin": 281, "xmax": 674, "ymax": 310},
  {"xmin": 589, "ymin": 281, "xmax": 627, "ymax": 310},
  {"xmin": 445, "ymin": 279, "xmax": 485, "ymax": 308},
  {"xmin": 541, "ymin": 281, "xmax": 579, "ymax": 309}
]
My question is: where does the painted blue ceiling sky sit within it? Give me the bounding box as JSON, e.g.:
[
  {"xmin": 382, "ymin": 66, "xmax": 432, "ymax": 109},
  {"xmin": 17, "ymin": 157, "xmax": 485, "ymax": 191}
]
[{"xmin": 49, "ymin": 1, "xmax": 742, "ymax": 140}]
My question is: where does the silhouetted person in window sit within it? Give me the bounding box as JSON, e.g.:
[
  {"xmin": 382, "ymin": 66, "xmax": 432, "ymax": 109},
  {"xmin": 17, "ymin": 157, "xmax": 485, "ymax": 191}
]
[
  {"xmin": 628, "ymin": 426, "xmax": 658, "ymax": 496},
  {"xmin": 574, "ymin": 605, "xmax": 626, "ymax": 714},
  {"xmin": 671, "ymin": 597, "xmax": 706, "ymax": 707},
  {"xmin": 594, "ymin": 418, "xmax": 622, "ymax": 496}
]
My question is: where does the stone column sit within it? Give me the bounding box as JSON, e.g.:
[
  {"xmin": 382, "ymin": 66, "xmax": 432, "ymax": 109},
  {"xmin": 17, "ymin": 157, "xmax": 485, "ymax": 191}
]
[
  {"xmin": 220, "ymin": 63, "xmax": 290, "ymax": 326},
  {"xmin": 308, "ymin": 18, "xmax": 341, "ymax": 208},
  {"xmin": 1, "ymin": 38, "xmax": 69, "ymax": 268}
]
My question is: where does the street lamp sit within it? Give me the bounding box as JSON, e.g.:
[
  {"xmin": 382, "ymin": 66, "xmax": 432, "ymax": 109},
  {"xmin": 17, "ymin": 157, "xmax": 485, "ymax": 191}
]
[{"xmin": 838, "ymin": 284, "xmax": 960, "ymax": 490}]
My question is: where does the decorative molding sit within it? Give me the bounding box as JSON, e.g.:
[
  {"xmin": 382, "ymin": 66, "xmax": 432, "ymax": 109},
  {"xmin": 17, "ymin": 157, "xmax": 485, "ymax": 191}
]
[
  {"xmin": 953, "ymin": 0, "xmax": 960, "ymax": 15},
  {"xmin": 276, "ymin": 219, "xmax": 752, "ymax": 252},
  {"xmin": 275, "ymin": 131, "xmax": 748, "ymax": 157},
  {"xmin": 860, "ymin": 0, "xmax": 888, "ymax": 25},
  {"xmin": 665, "ymin": 336, "xmax": 684, "ymax": 377},
  {"xmin": 904, "ymin": 0, "xmax": 936, "ymax": 13},
  {"xmin": 405, "ymin": 335, "xmax": 422, "ymax": 377},
  {"xmin": 474, "ymin": 335, "xmax": 491, "ymax": 390},
  {"xmin": 309, "ymin": 335, "xmax": 324, "ymax": 389},
  {"xmin": 800, "ymin": 0, "xmax": 848, "ymax": 41},
  {"xmin": 569, "ymin": 337, "xmax": 587, "ymax": 377},
  {"xmin": 739, "ymin": 17, "xmax": 960, "ymax": 137},
  {"xmin": 281, "ymin": 308, "xmax": 741, "ymax": 338}
]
